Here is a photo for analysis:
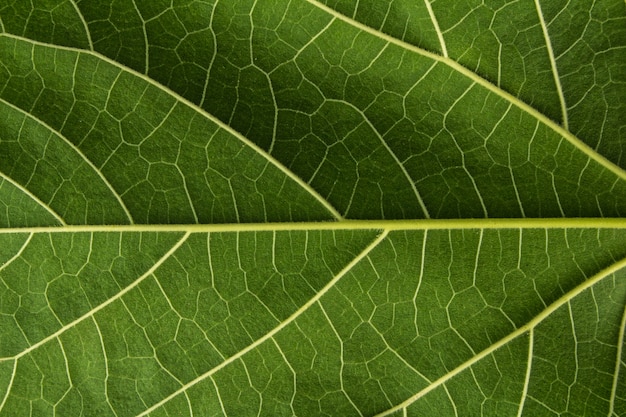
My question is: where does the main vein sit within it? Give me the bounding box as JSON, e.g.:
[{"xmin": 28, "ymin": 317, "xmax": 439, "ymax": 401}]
[{"xmin": 0, "ymin": 218, "xmax": 626, "ymax": 235}]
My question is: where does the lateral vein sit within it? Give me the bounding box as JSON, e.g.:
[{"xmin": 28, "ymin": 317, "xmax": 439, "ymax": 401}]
[
  {"xmin": 0, "ymin": 97, "xmax": 134, "ymax": 224},
  {"xmin": 374, "ymin": 253, "xmax": 626, "ymax": 416},
  {"xmin": 0, "ymin": 171, "xmax": 66, "ymax": 225},
  {"xmin": 533, "ymin": 0, "xmax": 568, "ymax": 129},
  {"xmin": 8, "ymin": 232, "xmax": 190, "ymax": 361},
  {"xmin": 423, "ymin": 0, "xmax": 448, "ymax": 57},
  {"xmin": 609, "ymin": 303, "xmax": 626, "ymax": 415},
  {"xmin": 136, "ymin": 230, "xmax": 389, "ymax": 416}
]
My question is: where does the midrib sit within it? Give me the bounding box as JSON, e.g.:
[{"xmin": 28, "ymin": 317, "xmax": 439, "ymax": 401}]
[{"xmin": 1, "ymin": 218, "xmax": 626, "ymax": 235}]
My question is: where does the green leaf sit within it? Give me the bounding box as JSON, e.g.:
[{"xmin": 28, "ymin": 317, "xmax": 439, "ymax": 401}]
[{"xmin": 0, "ymin": 1, "xmax": 625, "ymax": 416}]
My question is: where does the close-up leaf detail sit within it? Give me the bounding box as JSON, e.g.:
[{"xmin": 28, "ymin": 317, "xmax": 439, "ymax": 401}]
[{"xmin": 0, "ymin": 0, "xmax": 625, "ymax": 416}]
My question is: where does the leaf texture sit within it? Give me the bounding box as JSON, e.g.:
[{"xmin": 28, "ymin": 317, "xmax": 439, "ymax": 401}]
[{"xmin": 0, "ymin": 0, "xmax": 625, "ymax": 416}]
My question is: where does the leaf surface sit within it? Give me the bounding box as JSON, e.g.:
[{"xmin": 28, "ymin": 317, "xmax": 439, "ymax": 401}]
[{"xmin": 0, "ymin": 1, "xmax": 625, "ymax": 416}]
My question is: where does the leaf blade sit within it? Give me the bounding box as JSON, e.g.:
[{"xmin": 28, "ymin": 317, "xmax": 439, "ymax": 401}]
[{"xmin": 1, "ymin": 1, "xmax": 625, "ymax": 415}]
